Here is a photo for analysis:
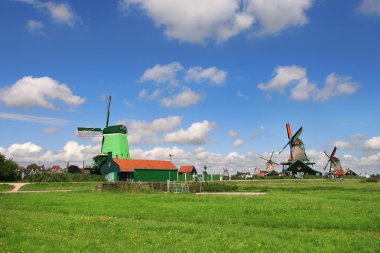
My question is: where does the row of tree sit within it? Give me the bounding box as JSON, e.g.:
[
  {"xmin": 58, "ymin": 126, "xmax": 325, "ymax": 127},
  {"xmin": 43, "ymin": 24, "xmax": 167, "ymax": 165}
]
[{"xmin": 0, "ymin": 153, "xmax": 92, "ymax": 181}]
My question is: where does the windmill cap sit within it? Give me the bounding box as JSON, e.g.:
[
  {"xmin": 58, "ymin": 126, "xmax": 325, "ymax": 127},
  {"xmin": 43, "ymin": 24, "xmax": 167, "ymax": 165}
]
[{"xmin": 103, "ymin": 125, "xmax": 127, "ymax": 134}]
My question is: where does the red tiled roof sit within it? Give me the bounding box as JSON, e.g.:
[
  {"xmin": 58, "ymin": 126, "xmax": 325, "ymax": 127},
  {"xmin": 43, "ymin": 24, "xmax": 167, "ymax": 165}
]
[
  {"xmin": 50, "ymin": 166, "xmax": 62, "ymax": 171},
  {"xmin": 179, "ymin": 166, "xmax": 194, "ymax": 173},
  {"xmin": 335, "ymin": 170, "xmax": 345, "ymax": 175},
  {"xmin": 113, "ymin": 159, "xmax": 177, "ymax": 172}
]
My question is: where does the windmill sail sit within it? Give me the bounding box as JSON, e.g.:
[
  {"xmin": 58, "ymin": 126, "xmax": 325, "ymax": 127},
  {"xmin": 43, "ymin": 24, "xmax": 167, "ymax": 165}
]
[{"xmin": 77, "ymin": 127, "xmax": 103, "ymax": 136}]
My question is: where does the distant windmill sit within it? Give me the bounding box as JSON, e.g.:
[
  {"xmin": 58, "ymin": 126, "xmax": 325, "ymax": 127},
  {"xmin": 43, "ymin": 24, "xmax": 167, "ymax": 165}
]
[
  {"xmin": 77, "ymin": 96, "xmax": 131, "ymax": 168},
  {"xmin": 260, "ymin": 151, "xmax": 279, "ymax": 173},
  {"xmin": 323, "ymin": 146, "xmax": 343, "ymax": 175}
]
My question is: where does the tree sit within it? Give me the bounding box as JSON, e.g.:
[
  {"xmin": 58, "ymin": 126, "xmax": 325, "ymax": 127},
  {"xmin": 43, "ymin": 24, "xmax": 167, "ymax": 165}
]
[
  {"xmin": 26, "ymin": 163, "xmax": 40, "ymax": 170},
  {"xmin": 0, "ymin": 153, "xmax": 20, "ymax": 181},
  {"xmin": 67, "ymin": 165, "xmax": 81, "ymax": 173}
]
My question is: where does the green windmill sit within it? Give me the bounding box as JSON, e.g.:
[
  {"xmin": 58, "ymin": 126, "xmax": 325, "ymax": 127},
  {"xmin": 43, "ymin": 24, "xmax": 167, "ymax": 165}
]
[{"xmin": 77, "ymin": 96, "xmax": 131, "ymax": 169}]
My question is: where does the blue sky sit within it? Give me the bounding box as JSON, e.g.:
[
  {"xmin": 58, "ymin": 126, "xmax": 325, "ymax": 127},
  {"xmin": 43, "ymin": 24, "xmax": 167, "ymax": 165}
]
[{"xmin": 0, "ymin": 0, "xmax": 379, "ymax": 175}]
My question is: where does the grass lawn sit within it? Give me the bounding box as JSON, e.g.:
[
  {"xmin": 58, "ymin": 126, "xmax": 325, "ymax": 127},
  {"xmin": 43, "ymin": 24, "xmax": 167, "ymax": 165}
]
[
  {"xmin": 0, "ymin": 184, "xmax": 14, "ymax": 192},
  {"xmin": 0, "ymin": 179, "xmax": 379, "ymax": 252}
]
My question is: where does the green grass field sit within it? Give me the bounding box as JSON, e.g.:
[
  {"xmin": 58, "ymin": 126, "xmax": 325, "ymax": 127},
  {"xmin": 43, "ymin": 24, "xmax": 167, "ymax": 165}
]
[
  {"xmin": 0, "ymin": 179, "xmax": 379, "ymax": 252},
  {"xmin": 0, "ymin": 184, "xmax": 14, "ymax": 192},
  {"xmin": 19, "ymin": 182, "xmax": 99, "ymax": 191}
]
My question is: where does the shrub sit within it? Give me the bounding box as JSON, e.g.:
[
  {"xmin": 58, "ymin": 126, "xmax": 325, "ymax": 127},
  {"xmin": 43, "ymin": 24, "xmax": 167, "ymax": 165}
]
[
  {"xmin": 0, "ymin": 153, "xmax": 20, "ymax": 181},
  {"xmin": 24, "ymin": 172, "xmax": 104, "ymax": 182}
]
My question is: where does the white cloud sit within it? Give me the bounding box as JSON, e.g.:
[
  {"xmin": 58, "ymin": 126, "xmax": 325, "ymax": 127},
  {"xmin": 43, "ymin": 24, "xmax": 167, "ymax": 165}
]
[
  {"xmin": 357, "ymin": 0, "xmax": 380, "ymax": 16},
  {"xmin": 127, "ymin": 116, "xmax": 183, "ymax": 145},
  {"xmin": 42, "ymin": 126, "xmax": 59, "ymax": 134},
  {"xmin": 0, "ymin": 76, "xmax": 85, "ymax": 109},
  {"xmin": 160, "ymin": 89, "xmax": 202, "ymax": 108},
  {"xmin": 185, "ymin": 67, "xmax": 226, "ymax": 85},
  {"xmin": 246, "ymin": 0, "xmax": 313, "ymax": 35},
  {"xmin": 138, "ymin": 62, "xmax": 226, "ymax": 107},
  {"xmin": 315, "ymin": 73, "xmax": 360, "ymax": 101},
  {"xmin": 258, "ymin": 66, "xmax": 360, "ymax": 101},
  {"xmin": 18, "ymin": 0, "xmax": 79, "ymax": 27},
  {"xmin": 26, "ymin": 19, "xmax": 44, "ymax": 32},
  {"xmin": 164, "ymin": 120, "xmax": 215, "ymax": 145},
  {"xmin": 120, "ymin": 0, "xmax": 313, "ymax": 43},
  {"xmin": 258, "ymin": 65, "xmax": 307, "ymax": 92},
  {"xmin": 139, "ymin": 62, "xmax": 183, "ymax": 85},
  {"xmin": 0, "ymin": 112, "xmax": 68, "ymax": 126},
  {"xmin": 290, "ymin": 78, "xmax": 317, "ymax": 101},
  {"xmin": 233, "ymin": 139, "xmax": 244, "ymax": 147},
  {"xmin": 334, "ymin": 134, "xmax": 380, "ymax": 151},
  {"xmin": 364, "ymin": 136, "xmax": 380, "ymax": 150},
  {"xmin": 250, "ymin": 125, "xmax": 265, "ymax": 139},
  {"xmin": 228, "ymin": 130, "xmax": 239, "ymax": 137}
]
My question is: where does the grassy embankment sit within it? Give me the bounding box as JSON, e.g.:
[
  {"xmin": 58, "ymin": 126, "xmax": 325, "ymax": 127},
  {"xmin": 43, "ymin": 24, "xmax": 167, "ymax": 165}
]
[{"xmin": 0, "ymin": 179, "xmax": 379, "ymax": 252}]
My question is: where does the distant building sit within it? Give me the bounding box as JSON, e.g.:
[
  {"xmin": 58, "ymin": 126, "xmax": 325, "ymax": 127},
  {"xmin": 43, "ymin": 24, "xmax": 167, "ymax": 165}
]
[{"xmin": 49, "ymin": 166, "xmax": 64, "ymax": 174}]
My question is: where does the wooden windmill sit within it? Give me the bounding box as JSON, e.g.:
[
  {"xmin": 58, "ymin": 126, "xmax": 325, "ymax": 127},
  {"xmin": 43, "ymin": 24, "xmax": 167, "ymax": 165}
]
[
  {"xmin": 77, "ymin": 96, "xmax": 131, "ymax": 168},
  {"xmin": 323, "ymin": 146, "xmax": 343, "ymax": 177},
  {"xmin": 279, "ymin": 123, "xmax": 319, "ymax": 176},
  {"xmin": 260, "ymin": 151, "xmax": 279, "ymax": 174}
]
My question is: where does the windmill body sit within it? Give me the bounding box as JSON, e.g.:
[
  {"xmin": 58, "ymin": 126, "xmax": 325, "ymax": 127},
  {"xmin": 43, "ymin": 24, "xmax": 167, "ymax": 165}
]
[
  {"xmin": 279, "ymin": 123, "xmax": 320, "ymax": 176},
  {"xmin": 77, "ymin": 96, "xmax": 131, "ymax": 168}
]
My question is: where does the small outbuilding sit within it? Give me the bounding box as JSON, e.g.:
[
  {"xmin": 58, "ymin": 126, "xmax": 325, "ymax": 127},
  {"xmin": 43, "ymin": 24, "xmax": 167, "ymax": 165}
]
[
  {"xmin": 283, "ymin": 160, "xmax": 321, "ymax": 176},
  {"xmin": 114, "ymin": 158, "xmax": 177, "ymax": 182}
]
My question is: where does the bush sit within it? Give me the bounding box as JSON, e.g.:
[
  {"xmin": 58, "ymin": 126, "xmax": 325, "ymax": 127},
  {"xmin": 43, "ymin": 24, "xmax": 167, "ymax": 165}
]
[{"xmin": 24, "ymin": 172, "xmax": 104, "ymax": 182}]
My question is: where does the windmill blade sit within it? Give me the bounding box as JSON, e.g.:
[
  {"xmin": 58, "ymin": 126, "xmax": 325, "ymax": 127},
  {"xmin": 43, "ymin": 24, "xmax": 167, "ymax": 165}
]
[
  {"xmin": 286, "ymin": 123, "xmax": 292, "ymax": 140},
  {"xmin": 270, "ymin": 151, "xmax": 274, "ymax": 160},
  {"xmin": 260, "ymin": 156, "xmax": 269, "ymax": 162},
  {"xmin": 290, "ymin": 127, "xmax": 303, "ymax": 143},
  {"xmin": 323, "ymin": 160, "xmax": 330, "ymax": 171},
  {"xmin": 272, "ymin": 161, "xmax": 280, "ymax": 166},
  {"xmin": 279, "ymin": 140, "xmax": 291, "ymax": 154},
  {"xmin": 330, "ymin": 146, "xmax": 337, "ymax": 158},
  {"xmin": 324, "ymin": 151, "xmax": 331, "ymax": 159},
  {"xmin": 77, "ymin": 127, "xmax": 103, "ymax": 137}
]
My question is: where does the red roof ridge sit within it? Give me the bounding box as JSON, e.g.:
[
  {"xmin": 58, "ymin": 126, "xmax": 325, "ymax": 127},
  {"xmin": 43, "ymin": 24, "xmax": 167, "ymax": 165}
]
[{"xmin": 113, "ymin": 159, "xmax": 177, "ymax": 172}]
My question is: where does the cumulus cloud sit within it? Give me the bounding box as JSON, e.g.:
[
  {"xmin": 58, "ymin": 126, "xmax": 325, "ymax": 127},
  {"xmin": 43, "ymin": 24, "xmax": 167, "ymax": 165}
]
[
  {"xmin": 17, "ymin": 0, "xmax": 79, "ymax": 27},
  {"xmin": 26, "ymin": 19, "xmax": 44, "ymax": 32},
  {"xmin": 139, "ymin": 62, "xmax": 225, "ymax": 107},
  {"xmin": 334, "ymin": 134, "xmax": 380, "ymax": 151},
  {"xmin": 0, "ymin": 141, "xmax": 100, "ymax": 166},
  {"xmin": 364, "ymin": 136, "xmax": 380, "ymax": 150},
  {"xmin": 120, "ymin": 0, "xmax": 313, "ymax": 43},
  {"xmin": 246, "ymin": 0, "xmax": 313, "ymax": 35},
  {"xmin": 315, "ymin": 73, "xmax": 360, "ymax": 101},
  {"xmin": 357, "ymin": 0, "xmax": 380, "ymax": 16},
  {"xmin": 0, "ymin": 112, "xmax": 68, "ymax": 126},
  {"xmin": 0, "ymin": 76, "xmax": 85, "ymax": 109},
  {"xmin": 160, "ymin": 89, "xmax": 202, "ymax": 108},
  {"xmin": 258, "ymin": 66, "xmax": 360, "ymax": 101},
  {"xmin": 127, "ymin": 116, "xmax": 183, "ymax": 145},
  {"xmin": 233, "ymin": 139, "xmax": 244, "ymax": 147},
  {"xmin": 185, "ymin": 67, "xmax": 226, "ymax": 85},
  {"xmin": 164, "ymin": 120, "xmax": 215, "ymax": 145},
  {"xmin": 139, "ymin": 62, "xmax": 183, "ymax": 85}
]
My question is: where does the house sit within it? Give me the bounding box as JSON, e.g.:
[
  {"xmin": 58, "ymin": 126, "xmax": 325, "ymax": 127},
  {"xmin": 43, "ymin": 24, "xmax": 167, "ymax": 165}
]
[
  {"xmin": 283, "ymin": 160, "xmax": 321, "ymax": 176},
  {"xmin": 178, "ymin": 166, "xmax": 197, "ymax": 175},
  {"xmin": 99, "ymin": 153, "xmax": 177, "ymax": 182},
  {"xmin": 344, "ymin": 169, "xmax": 359, "ymax": 176},
  {"xmin": 49, "ymin": 165, "xmax": 64, "ymax": 174}
]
